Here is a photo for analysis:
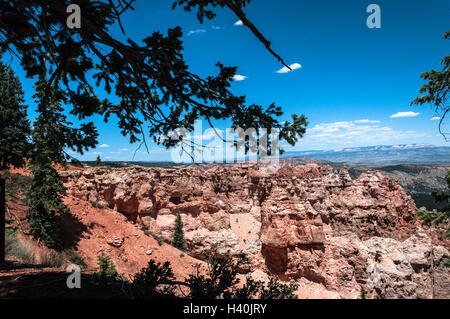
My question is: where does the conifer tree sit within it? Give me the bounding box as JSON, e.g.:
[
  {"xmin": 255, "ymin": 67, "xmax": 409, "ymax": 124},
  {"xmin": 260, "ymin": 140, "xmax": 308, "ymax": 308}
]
[
  {"xmin": 0, "ymin": 61, "xmax": 31, "ymax": 263},
  {"xmin": 172, "ymin": 210, "xmax": 185, "ymax": 251},
  {"xmin": 0, "ymin": 0, "xmax": 308, "ymax": 157},
  {"xmin": 95, "ymin": 155, "xmax": 102, "ymax": 167},
  {"xmin": 412, "ymin": 31, "xmax": 449, "ymax": 140},
  {"xmin": 27, "ymin": 77, "xmax": 98, "ymax": 248}
]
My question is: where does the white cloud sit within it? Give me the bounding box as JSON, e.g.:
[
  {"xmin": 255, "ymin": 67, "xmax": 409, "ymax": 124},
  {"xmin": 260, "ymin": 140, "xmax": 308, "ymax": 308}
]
[
  {"xmin": 99, "ymin": 144, "xmax": 110, "ymax": 148},
  {"xmin": 275, "ymin": 63, "xmax": 302, "ymax": 74},
  {"xmin": 120, "ymin": 148, "xmax": 129, "ymax": 152},
  {"xmin": 187, "ymin": 29, "xmax": 206, "ymax": 36},
  {"xmin": 354, "ymin": 119, "xmax": 380, "ymax": 124},
  {"xmin": 390, "ymin": 111, "xmax": 420, "ymax": 118},
  {"xmin": 193, "ymin": 128, "xmax": 224, "ymax": 141},
  {"xmin": 212, "ymin": 26, "xmax": 224, "ymax": 30},
  {"xmin": 290, "ymin": 120, "xmax": 428, "ymax": 150},
  {"xmin": 232, "ymin": 74, "xmax": 248, "ymax": 81},
  {"xmin": 234, "ymin": 20, "xmax": 243, "ymax": 26},
  {"xmin": 431, "ymin": 117, "xmax": 441, "ymax": 121}
]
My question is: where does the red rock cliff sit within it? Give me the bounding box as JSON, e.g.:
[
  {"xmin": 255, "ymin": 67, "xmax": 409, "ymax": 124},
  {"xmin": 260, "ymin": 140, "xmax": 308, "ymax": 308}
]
[{"xmin": 60, "ymin": 164, "xmax": 449, "ymax": 299}]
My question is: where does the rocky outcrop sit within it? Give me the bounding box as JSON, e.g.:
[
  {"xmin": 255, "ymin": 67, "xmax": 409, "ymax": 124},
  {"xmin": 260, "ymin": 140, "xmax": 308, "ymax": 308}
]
[{"xmin": 60, "ymin": 164, "xmax": 449, "ymax": 298}]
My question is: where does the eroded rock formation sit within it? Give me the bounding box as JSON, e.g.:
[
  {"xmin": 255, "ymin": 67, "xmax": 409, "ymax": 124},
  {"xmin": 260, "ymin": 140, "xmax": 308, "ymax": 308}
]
[{"xmin": 60, "ymin": 164, "xmax": 449, "ymax": 298}]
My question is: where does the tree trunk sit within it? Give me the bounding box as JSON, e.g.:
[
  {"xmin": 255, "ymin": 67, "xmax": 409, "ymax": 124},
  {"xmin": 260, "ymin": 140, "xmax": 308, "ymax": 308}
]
[{"xmin": 0, "ymin": 177, "xmax": 5, "ymax": 264}]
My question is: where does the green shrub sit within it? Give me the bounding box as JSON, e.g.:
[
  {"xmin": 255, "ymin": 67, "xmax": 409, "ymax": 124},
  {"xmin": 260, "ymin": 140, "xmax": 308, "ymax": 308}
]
[
  {"xmin": 443, "ymin": 230, "xmax": 450, "ymax": 239},
  {"xmin": 5, "ymin": 232, "xmax": 36, "ymax": 264},
  {"xmin": 90, "ymin": 200, "xmax": 108, "ymax": 210},
  {"xmin": 27, "ymin": 161, "xmax": 66, "ymax": 248},
  {"xmin": 5, "ymin": 217, "xmax": 18, "ymax": 234},
  {"xmin": 442, "ymin": 259, "xmax": 450, "ymax": 268},
  {"xmin": 187, "ymin": 258, "xmax": 298, "ymax": 299},
  {"xmin": 360, "ymin": 286, "xmax": 367, "ymax": 299},
  {"xmin": 258, "ymin": 278, "xmax": 298, "ymax": 299},
  {"xmin": 129, "ymin": 257, "xmax": 299, "ymax": 299},
  {"xmin": 95, "ymin": 252, "xmax": 118, "ymax": 279},
  {"xmin": 131, "ymin": 260, "xmax": 177, "ymax": 298},
  {"xmin": 65, "ymin": 249, "xmax": 87, "ymax": 270}
]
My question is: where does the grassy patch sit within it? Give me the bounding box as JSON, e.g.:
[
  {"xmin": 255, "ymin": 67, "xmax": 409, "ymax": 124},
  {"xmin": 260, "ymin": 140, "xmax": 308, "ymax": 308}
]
[
  {"xmin": 5, "ymin": 232, "xmax": 36, "ymax": 264},
  {"xmin": 65, "ymin": 249, "xmax": 87, "ymax": 270},
  {"xmin": 40, "ymin": 251, "xmax": 65, "ymax": 268}
]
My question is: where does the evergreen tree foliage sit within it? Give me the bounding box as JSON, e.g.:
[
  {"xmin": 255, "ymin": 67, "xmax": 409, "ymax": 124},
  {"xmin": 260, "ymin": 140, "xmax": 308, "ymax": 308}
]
[
  {"xmin": 0, "ymin": 61, "xmax": 31, "ymax": 170},
  {"xmin": 96, "ymin": 252, "xmax": 118, "ymax": 279},
  {"xmin": 131, "ymin": 257, "xmax": 299, "ymax": 299},
  {"xmin": 412, "ymin": 31, "xmax": 450, "ymax": 140},
  {"xmin": 95, "ymin": 155, "xmax": 102, "ymax": 166},
  {"xmin": 132, "ymin": 260, "xmax": 177, "ymax": 298},
  {"xmin": 27, "ymin": 78, "xmax": 98, "ymax": 248},
  {"xmin": 0, "ymin": 0, "xmax": 307, "ymax": 157},
  {"xmin": 360, "ymin": 286, "xmax": 367, "ymax": 299},
  {"xmin": 172, "ymin": 210, "xmax": 185, "ymax": 251},
  {"xmin": 27, "ymin": 159, "xmax": 66, "ymax": 248},
  {"xmin": 0, "ymin": 61, "xmax": 31, "ymax": 263},
  {"xmin": 416, "ymin": 170, "xmax": 449, "ymax": 233},
  {"xmin": 416, "ymin": 168, "xmax": 450, "ymax": 278}
]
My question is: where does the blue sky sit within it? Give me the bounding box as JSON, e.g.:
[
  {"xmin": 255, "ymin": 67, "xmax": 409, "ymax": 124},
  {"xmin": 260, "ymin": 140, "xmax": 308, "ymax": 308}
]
[{"xmin": 4, "ymin": 0, "xmax": 450, "ymax": 161}]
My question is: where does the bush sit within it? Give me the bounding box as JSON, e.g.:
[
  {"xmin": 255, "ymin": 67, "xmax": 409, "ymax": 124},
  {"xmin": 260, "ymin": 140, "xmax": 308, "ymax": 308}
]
[
  {"xmin": 95, "ymin": 252, "xmax": 118, "ymax": 279},
  {"xmin": 27, "ymin": 161, "xmax": 66, "ymax": 248},
  {"xmin": 360, "ymin": 286, "xmax": 367, "ymax": 299},
  {"xmin": 5, "ymin": 217, "xmax": 18, "ymax": 234},
  {"xmin": 40, "ymin": 251, "xmax": 65, "ymax": 268},
  {"xmin": 187, "ymin": 258, "xmax": 298, "ymax": 299},
  {"xmin": 90, "ymin": 200, "xmax": 108, "ymax": 210},
  {"xmin": 132, "ymin": 260, "xmax": 177, "ymax": 298},
  {"xmin": 5, "ymin": 232, "xmax": 36, "ymax": 264},
  {"xmin": 444, "ymin": 230, "xmax": 450, "ymax": 239},
  {"xmin": 187, "ymin": 258, "xmax": 239, "ymax": 299},
  {"xmin": 65, "ymin": 249, "xmax": 87, "ymax": 270}
]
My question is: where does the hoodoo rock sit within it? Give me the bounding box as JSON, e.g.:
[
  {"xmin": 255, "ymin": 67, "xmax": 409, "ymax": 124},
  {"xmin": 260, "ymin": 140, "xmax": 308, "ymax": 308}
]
[{"xmin": 60, "ymin": 164, "xmax": 449, "ymax": 298}]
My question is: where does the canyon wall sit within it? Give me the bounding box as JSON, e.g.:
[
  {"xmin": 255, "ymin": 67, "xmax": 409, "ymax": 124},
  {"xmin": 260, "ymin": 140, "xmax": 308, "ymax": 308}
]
[{"xmin": 60, "ymin": 164, "xmax": 449, "ymax": 298}]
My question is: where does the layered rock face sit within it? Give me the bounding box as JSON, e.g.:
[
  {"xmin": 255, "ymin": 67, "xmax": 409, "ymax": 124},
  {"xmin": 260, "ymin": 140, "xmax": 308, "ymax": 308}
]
[{"xmin": 60, "ymin": 164, "xmax": 449, "ymax": 298}]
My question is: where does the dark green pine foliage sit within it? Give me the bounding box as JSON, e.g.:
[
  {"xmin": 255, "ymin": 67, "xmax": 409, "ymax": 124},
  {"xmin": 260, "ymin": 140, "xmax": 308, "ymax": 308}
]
[
  {"xmin": 27, "ymin": 161, "xmax": 66, "ymax": 248},
  {"xmin": 96, "ymin": 252, "xmax": 118, "ymax": 279},
  {"xmin": 172, "ymin": 210, "xmax": 185, "ymax": 251},
  {"xmin": 0, "ymin": 61, "xmax": 31, "ymax": 169},
  {"xmin": 360, "ymin": 287, "xmax": 367, "ymax": 299},
  {"xmin": 27, "ymin": 78, "xmax": 98, "ymax": 248},
  {"xmin": 412, "ymin": 31, "xmax": 449, "ymax": 140},
  {"xmin": 95, "ymin": 155, "xmax": 101, "ymax": 166},
  {"xmin": 416, "ymin": 170, "xmax": 450, "ymax": 234},
  {"xmin": 0, "ymin": 0, "xmax": 308, "ymax": 158},
  {"xmin": 0, "ymin": 61, "xmax": 31, "ymax": 263}
]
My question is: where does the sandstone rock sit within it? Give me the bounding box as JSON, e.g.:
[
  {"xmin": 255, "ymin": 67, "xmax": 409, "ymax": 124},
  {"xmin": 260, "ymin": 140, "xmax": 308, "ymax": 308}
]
[
  {"xmin": 106, "ymin": 237, "xmax": 124, "ymax": 248},
  {"xmin": 61, "ymin": 164, "xmax": 449, "ymax": 298}
]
